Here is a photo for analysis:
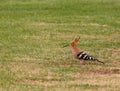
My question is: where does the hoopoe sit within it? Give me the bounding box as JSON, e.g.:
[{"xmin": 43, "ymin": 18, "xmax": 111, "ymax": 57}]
[{"xmin": 64, "ymin": 37, "xmax": 104, "ymax": 64}]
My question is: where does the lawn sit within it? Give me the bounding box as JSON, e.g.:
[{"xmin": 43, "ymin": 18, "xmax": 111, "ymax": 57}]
[{"xmin": 0, "ymin": 0, "xmax": 120, "ymax": 91}]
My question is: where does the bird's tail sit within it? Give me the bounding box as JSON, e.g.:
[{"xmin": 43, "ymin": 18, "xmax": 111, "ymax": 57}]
[{"xmin": 95, "ymin": 59, "xmax": 104, "ymax": 64}]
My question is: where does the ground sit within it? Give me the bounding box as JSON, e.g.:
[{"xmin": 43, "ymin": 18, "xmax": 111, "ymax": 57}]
[{"xmin": 0, "ymin": 0, "xmax": 120, "ymax": 91}]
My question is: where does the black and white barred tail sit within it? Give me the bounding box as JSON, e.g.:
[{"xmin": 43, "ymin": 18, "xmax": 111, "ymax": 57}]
[{"xmin": 77, "ymin": 51, "xmax": 104, "ymax": 64}]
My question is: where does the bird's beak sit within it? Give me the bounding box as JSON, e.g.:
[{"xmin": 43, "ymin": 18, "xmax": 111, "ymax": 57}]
[{"xmin": 62, "ymin": 44, "xmax": 69, "ymax": 48}]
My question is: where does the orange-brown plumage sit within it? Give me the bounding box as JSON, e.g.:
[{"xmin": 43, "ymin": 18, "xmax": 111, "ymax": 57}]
[
  {"xmin": 69, "ymin": 37, "xmax": 104, "ymax": 64},
  {"xmin": 70, "ymin": 37, "xmax": 81, "ymax": 58}
]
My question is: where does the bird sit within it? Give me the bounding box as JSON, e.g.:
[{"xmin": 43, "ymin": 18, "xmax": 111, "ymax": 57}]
[{"xmin": 63, "ymin": 37, "xmax": 104, "ymax": 64}]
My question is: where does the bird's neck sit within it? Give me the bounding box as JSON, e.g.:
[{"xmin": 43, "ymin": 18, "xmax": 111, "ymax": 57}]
[{"xmin": 71, "ymin": 44, "xmax": 80, "ymax": 57}]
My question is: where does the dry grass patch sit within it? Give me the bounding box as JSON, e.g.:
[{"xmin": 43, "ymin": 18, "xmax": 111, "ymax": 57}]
[
  {"xmin": 22, "ymin": 79, "xmax": 59, "ymax": 86},
  {"xmin": 68, "ymin": 74, "xmax": 120, "ymax": 86},
  {"xmin": 30, "ymin": 22, "xmax": 108, "ymax": 27}
]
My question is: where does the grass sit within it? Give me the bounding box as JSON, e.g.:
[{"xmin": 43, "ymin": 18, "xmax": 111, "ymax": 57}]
[{"xmin": 0, "ymin": 0, "xmax": 120, "ymax": 91}]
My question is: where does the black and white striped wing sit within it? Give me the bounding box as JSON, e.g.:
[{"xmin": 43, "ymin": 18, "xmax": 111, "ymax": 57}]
[
  {"xmin": 77, "ymin": 52, "xmax": 96, "ymax": 61},
  {"xmin": 76, "ymin": 51, "xmax": 104, "ymax": 64}
]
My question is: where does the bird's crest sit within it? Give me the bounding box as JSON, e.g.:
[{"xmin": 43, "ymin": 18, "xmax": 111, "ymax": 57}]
[{"xmin": 70, "ymin": 37, "xmax": 80, "ymax": 47}]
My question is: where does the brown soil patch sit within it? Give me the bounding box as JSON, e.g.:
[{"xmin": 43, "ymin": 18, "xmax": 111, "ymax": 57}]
[
  {"xmin": 0, "ymin": 50, "xmax": 6, "ymax": 53},
  {"xmin": 68, "ymin": 67, "xmax": 120, "ymax": 79},
  {"xmin": 91, "ymin": 68, "xmax": 120, "ymax": 74},
  {"xmin": 107, "ymin": 49, "xmax": 120, "ymax": 53}
]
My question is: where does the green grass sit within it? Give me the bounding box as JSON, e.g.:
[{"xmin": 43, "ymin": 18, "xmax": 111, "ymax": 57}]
[{"xmin": 0, "ymin": 0, "xmax": 120, "ymax": 91}]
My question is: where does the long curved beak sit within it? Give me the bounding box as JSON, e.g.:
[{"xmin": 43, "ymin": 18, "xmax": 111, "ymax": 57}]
[{"xmin": 62, "ymin": 44, "xmax": 69, "ymax": 48}]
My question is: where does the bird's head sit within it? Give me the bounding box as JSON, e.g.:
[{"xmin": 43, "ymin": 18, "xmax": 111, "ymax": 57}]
[
  {"xmin": 62, "ymin": 37, "xmax": 80, "ymax": 48},
  {"xmin": 70, "ymin": 37, "xmax": 80, "ymax": 47}
]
